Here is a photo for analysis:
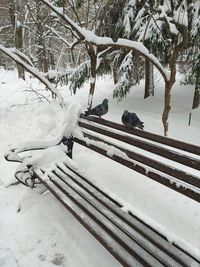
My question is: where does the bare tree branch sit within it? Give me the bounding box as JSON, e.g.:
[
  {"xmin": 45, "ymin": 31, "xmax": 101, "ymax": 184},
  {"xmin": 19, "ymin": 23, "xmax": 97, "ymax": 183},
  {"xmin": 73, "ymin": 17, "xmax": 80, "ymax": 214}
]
[{"xmin": 0, "ymin": 44, "xmax": 64, "ymax": 107}]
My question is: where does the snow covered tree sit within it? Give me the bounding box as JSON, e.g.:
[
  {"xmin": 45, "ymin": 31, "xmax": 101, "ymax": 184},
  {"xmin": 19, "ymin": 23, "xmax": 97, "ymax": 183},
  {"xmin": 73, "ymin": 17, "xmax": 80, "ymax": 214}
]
[
  {"xmin": 49, "ymin": 0, "xmax": 110, "ymax": 107},
  {"xmin": 0, "ymin": 0, "xmax": 13, "ymax": 68},
  {"xmin": 95, "ymin": 0, "xmax": 155, "ymax": 99},
  {"xmin": 123, "ymin": 0, "xmax": 155, "ymax": 99},
  {"xmin": 119, "ymin": 0, "xmax": 192, "ymax": 135},
  {"xmin": 9, "ymin": 0, "xmax": 25, "ymax": 79},
  {"xmin": 184, "ymin": 1, "xmax": 200, "ymax": 109},
  {"xmin": 158, "ymin": 0, "xmax": 190, "ymax": 135},
  {"xmin": 25, "ymin": 0, "xmax": 61, "ymax": 73},
  {"xmin": 40, "ymin": 0, "xmax": 169, "ymax": 112},
  {"xmin": 95, "ymin": 0, "xmax": 194, "ymax": 135},
  {"xmin": 35, "ymin": 1, "xmax": 49, "ymax": 73},
  {"xmin": 96, "ymin": 0, "xmax": 140, "ymax": 95}
]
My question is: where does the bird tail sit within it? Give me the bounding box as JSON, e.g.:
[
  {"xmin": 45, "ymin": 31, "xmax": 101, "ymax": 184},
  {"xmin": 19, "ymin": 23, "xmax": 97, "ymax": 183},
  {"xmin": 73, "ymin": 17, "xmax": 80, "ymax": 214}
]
[
  {"xmin": 84, "ymin": 109, "xmax": 93, "ymax": 116},
  {"xmin": 138, "ymin": 121, "xmax": 144, "ymax": 130}
]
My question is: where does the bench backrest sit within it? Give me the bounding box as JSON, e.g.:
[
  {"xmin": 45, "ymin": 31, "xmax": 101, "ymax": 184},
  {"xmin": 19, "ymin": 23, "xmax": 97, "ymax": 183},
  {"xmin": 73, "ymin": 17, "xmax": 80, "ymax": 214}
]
[{"xmin": 76, "ymin": 115, "xmax": 200, "ymax": 203}]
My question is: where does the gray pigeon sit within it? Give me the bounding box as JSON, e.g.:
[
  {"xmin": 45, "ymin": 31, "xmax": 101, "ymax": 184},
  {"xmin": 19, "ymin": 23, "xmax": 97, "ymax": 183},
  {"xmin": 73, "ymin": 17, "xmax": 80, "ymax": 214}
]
[
  {"xmin": 85, "ymin": 99, "xmax": 109, "ymax": 118},
  {"xmin": 121, "ymin": 110, "xmax": 144, "ymax": 130}
]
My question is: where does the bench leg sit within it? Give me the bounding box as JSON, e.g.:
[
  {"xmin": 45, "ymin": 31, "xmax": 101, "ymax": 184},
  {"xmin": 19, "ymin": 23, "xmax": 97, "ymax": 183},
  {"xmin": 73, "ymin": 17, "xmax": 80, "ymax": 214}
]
[{"xmin": 62, "ymin": 136, "xmax": 74, "ymax": 159}]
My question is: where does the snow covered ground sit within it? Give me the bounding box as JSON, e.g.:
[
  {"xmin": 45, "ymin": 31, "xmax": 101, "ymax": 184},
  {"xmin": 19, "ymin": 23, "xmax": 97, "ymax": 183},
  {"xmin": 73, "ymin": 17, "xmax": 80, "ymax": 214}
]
[{"xmin": 0, "ymin": 68, "xmax": 200, "ymax": 266}]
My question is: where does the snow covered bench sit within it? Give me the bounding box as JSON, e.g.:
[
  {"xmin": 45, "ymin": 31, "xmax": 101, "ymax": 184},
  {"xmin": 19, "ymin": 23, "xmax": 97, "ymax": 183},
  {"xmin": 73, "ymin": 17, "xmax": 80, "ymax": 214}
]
[{"xmin": 5, "ymin": 102, "xmax": 200, "ymax": 267}]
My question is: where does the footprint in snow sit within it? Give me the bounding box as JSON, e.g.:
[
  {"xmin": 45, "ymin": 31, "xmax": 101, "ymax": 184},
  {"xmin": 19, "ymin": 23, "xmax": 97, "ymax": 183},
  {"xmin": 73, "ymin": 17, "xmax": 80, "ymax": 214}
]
[
  {"xmin": 38, "ymin": 254, "xmax": 46, "ymax": 261},
  {"xmin": 51, "ymin": 253, "xmax": 67, "ymax": 266}
]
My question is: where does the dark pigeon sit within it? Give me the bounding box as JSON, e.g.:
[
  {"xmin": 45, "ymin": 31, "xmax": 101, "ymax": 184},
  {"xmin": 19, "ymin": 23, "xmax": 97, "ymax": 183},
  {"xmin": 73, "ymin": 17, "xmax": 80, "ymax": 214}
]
[
  {"xmin": 85, "ymin": 99, "xmax": 109, "ymax": 118},
  {"xmin": 121, "ymin": 110, "xmax": 144, "ymax": 130}
]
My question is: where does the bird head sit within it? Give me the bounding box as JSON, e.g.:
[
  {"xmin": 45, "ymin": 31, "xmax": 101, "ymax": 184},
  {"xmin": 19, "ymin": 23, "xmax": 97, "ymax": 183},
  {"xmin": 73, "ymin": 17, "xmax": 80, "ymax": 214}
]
[
  {"xmin": 123, "ymin": 110, "xmax": 129, "ymax": 115},
  {"xmin": 103, "ymin": 99, "xmax": 109, "ymax": 104}
]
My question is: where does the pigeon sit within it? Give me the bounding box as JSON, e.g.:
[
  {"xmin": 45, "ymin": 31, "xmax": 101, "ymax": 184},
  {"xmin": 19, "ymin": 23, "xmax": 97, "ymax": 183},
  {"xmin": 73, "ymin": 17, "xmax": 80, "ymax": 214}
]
[
  {"xmin": 121, "ymin": 110, "xmax": 144, "ymax": 130},
  {"xmin": 85, "ymin": 99, "xmax": 109, "ymax": 118}
]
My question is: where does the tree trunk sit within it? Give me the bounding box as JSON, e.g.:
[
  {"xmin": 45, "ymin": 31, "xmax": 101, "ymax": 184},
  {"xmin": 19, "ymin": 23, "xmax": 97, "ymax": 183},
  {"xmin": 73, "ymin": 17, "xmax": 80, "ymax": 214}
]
[
  {"xmin": 113, "ymin": 66, "xmax": 118, "ymax": 84},
  {"xmin": 36, "ymin": 2, "xmax": 48, "ymax": 73},
  {"xmin": 144, "ymin": 58, "xmax": 154, "ymax": 99},
  {"xmin": 15, "ymin": 25, "xmax": 25, "ymax": 79},
  {"xmin": 161, "ymin": 21, "xmax": 188, "ymax": 136},
  {"xmin": 192, "ymin": 71, "xmax": 200, "ymax": 109},
  {"xmin": 162, "ymin": 81, "xmax": 173, "ymax": 136},
  {"xmin": 87, "ymin": 45, "xmax": 97, "ymax": 109},
  {"xmin": 162, "ymin": 62, "xmax": 176, "ymax": 136},
  {"xmin": 49, "ymin": 52, "xmax": 55, "ymax": 69}
]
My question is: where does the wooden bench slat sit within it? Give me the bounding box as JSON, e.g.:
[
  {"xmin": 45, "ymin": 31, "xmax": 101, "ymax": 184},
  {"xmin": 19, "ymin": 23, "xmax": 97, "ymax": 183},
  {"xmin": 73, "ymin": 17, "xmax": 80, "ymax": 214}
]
[
  {"xmin": 79, "ymin": 120, "xmax": 200, "ymax": 171},
  {"xmin": 52, "ymin": 172, "xmax": 167, "ymax": 267},
  {"xmin": 54, "ymin": 169, "xmax": 174, "ymax": 266},
  {"xmin": 35, "ymin": 171, "xmax": 143, "ymax": 267},
  {"xmin": 74, "ymin": 137, "xmax": 200, "ymax": 203},
  {"xmin": 54, "ymin": 164, "xmax": 194, "ymax": 267},
  {"xmin": 80, "ymin": 115, "xmax": 200, "ymax": 156},
  {"xmin": 81, "ymin": 131, "xmax": 200, "ymax": 188},
  {"xmin": 56, "ymin": 163, "xmax": 200, "ymax": 267},
  {"xmin": 35, "ymin": 164, "xmax": 200, "ymax": 267},
  {"xmin": 36, "ymin": 170, "xmax": 156, "ymax": 267}
]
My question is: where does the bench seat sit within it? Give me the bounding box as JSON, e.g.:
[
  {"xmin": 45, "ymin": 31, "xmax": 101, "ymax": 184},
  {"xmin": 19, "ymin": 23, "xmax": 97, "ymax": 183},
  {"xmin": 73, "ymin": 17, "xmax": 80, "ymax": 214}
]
[{"xmin": 33, "ymin": 161, "xmax": 200, "ymax": 267}]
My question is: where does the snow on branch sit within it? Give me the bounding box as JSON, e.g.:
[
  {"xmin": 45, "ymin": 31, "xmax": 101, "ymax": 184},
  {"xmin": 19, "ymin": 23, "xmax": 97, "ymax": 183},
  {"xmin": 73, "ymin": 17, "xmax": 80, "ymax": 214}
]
[
  {"xmin": 0, "ymin": 24, "xmax": 12, "ymax": 32},
  {"xmin": 41, "ymin": 0, "xmax": 170, "ymax": 82},
  {"xmin": 41, "ymin": 0, "xmax": 84, "ymax": 40},
  {"xmin": 10, "ymin": 47, "xmax": 35, "ymax": 67},
  {"xmin": 69, "ymin": 60, "xmax": 90, "ymax": 93},
  {"xmin": 0, "ymin": 45, "xmax": 64, "ymax": 106}
]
